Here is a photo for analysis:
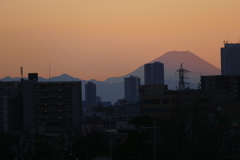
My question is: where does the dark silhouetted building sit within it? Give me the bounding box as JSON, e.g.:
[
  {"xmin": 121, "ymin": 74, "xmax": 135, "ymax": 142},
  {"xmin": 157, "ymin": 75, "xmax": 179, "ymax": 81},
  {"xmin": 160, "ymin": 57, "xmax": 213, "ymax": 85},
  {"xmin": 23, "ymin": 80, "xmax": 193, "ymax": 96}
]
[
  {"xmin": 124, "ymin": 76, "xmax": 140, "ymax": 102},
  {"xmin": 221, "ymin": 43, "xmax": 240, "ymax": 75},
  {"xmin": 144, "ymin": 62, "xmax": 164, "ymax": 85},
  {"xmin": 28, "ymin": 73, "xmax": 38, "ymax": 81},
  {"xmin": 22, "ymin": 76, "xmax": 82, "ymax": 133},
  {"xmin": 139, "ymin": 84, "xmax": 237, "ymax": 118},
  {"xmin": 201, "ymin": 75, "xmax": 240, "ymax": 101},
  {"xmin": 85, "ymin": 82, "xmax": 97, "ymax": 107}
]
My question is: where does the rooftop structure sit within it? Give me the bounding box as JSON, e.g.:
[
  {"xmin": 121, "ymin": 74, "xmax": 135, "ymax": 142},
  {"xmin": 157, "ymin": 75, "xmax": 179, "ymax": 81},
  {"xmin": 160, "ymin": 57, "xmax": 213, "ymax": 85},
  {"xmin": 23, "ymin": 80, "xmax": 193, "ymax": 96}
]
[{"xmin": 221, "ymin": 43, "xmax": 240, "ymax": 75}]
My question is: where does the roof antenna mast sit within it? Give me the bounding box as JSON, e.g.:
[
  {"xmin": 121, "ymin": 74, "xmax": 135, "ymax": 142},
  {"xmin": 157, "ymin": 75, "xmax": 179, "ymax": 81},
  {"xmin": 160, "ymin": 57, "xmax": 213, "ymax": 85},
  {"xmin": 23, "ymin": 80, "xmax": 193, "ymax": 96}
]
[
  {"xmin": 20, "ymin": 66, "xmax": 23, "ymax": 80},
  {"xmin": 49, "ymin": 60, "xmax": 51, "ymax": 82}
]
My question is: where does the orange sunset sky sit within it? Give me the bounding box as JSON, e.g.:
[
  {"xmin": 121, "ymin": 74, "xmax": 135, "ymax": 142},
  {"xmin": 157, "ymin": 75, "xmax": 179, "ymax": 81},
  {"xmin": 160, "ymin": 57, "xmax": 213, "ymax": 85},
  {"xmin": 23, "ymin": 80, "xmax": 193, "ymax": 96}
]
[{"xmin": 0, "ymin": 0, "xmax": 240, "ymax": 81}]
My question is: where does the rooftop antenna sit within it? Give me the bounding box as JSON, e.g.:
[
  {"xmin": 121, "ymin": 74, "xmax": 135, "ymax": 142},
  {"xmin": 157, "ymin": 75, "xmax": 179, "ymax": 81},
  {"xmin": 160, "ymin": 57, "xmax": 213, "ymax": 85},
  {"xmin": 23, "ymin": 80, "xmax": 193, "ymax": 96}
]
[
  {"xmin": 223, "ymin": 40, "xmax": 229, "ymax": 44},
  {"xmin": 20, "ymin": 66, "xmax": 23, "ymax": 80},
  {"xmin": 176, "ymin": 63, "xmax": 190, "ymax": 90},
  {"xmin": 49, "ymin": 60, "xmax": 51, "ymax": 82}
]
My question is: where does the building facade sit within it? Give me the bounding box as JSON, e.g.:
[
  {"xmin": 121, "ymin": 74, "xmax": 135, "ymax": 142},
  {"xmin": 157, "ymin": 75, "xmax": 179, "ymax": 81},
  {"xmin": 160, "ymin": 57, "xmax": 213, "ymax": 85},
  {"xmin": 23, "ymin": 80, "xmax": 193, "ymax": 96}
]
[
  {"xmin": 144, "ymin": 62, "xmax": 164, "ymax": 85},
  {"xmin": 221, "ymin": 43, "xmax": 240, "ymax": 75},
  {"xmin": 22, "ymin": 78, "xmax": 82, "ymax": 133}
]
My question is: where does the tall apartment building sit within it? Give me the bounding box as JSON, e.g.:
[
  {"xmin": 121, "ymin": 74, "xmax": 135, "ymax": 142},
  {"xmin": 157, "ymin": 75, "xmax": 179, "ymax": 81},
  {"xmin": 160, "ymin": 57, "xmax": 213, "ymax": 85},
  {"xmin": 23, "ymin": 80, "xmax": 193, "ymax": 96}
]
[
  {"xmin": 85, "ymin": 82, "xmax": 97, "ymax": 107},
  {"xmin": 144, "ymin": 62, "xmax": 164, "ymax": 85},
  {"xmin": 124, "ymin": 76, "xmax": 140, "ymax": 102},
  {"xmin": 221, "ymin": 43, "xmax": 240, "ymax": 75},
  {"xmin": 22, "ymin": 74, "xmax": 82, "ymax": 133}
]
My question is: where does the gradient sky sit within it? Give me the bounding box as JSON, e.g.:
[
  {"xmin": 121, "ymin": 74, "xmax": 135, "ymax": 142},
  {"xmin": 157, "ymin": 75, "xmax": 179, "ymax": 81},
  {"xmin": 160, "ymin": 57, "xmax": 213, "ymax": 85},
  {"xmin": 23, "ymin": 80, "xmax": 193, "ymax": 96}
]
[{"xmin": 1, "ymin": 0, "xmax": 240, "ymax": 81}]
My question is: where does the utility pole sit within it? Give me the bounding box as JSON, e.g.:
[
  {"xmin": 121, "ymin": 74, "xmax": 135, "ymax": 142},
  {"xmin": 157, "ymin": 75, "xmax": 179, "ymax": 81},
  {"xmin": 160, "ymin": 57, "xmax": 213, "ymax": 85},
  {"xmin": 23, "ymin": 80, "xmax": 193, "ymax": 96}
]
[
  {"xmin": 154, "ymin": 120, "xmax": 156, "ymax": 160},
  {"xmin": 141, "ymin": 120, "xmax": 160, "ymax": 160},
  {"xmin": 110, "ymin": 121, "xmax": 112, "ymax": 160}
]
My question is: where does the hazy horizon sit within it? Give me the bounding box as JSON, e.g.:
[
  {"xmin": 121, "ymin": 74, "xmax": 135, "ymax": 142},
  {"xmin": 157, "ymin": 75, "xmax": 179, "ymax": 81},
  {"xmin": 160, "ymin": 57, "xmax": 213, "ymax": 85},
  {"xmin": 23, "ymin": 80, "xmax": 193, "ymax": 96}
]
[
  {"xmin": 0, "ymin": 50, "xmax": 221, "ymax": 83},
  {"xmin": 1, "ymin": 0, "xmax": 239, "ymax": 81}
]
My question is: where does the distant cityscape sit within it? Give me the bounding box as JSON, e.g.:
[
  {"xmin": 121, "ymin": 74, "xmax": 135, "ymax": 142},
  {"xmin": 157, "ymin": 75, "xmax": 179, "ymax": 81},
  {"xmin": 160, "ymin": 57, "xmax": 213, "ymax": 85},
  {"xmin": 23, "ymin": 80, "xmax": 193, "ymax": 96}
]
[{"xmin": 1, "ymin": 43, "xmax": 240, "ymax": 159}]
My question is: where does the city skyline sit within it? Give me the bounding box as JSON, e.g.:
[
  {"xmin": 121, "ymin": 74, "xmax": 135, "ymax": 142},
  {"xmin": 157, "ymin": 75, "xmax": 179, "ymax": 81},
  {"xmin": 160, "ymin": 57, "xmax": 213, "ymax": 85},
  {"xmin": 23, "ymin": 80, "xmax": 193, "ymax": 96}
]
[{"xmin": 1, "ymin": 0, "xmax": 240, "ymax": 80}]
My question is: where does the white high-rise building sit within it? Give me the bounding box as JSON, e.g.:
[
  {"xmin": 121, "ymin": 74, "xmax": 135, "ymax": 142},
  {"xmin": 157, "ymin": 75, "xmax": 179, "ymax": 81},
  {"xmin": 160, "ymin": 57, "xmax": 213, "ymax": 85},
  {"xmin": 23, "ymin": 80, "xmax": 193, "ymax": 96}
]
[
  {"xmin": 221, "ymin": 43, "xmax": 240, "ymax": 75},
  {"xmin": 144, "ymin": 62, "xmax": 164, "ymax": 85}
]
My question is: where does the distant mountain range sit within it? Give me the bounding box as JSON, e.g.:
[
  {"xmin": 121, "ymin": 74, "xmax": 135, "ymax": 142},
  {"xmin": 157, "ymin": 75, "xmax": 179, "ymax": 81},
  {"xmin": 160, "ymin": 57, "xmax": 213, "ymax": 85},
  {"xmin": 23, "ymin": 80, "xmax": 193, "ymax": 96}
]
[{"xmin": 0, "ymin": 51, "xmax": 220, "ymax": 103}]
